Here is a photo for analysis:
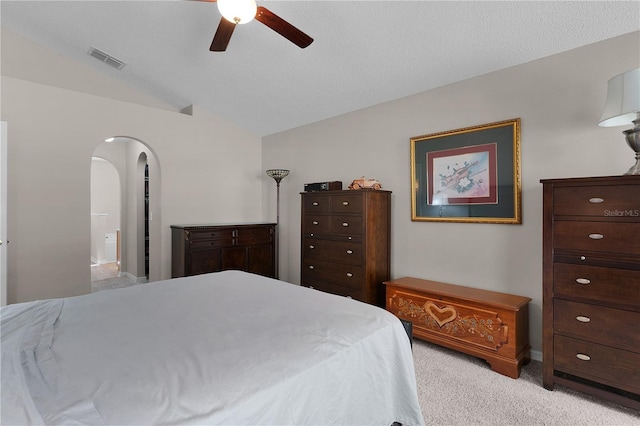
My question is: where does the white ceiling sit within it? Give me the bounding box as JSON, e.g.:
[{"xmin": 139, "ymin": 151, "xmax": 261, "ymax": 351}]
[{"xmin": 2, "ymin": 1, "xmax": 639, "ymax": 137}]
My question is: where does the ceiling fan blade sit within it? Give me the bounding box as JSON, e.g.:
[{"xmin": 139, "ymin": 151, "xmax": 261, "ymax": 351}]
[
  {"xmin": 255, "ymin": 6, "xmax": 313, "ymax": 49},
  {"xmin": 210, "ymin": 17, "xmax": 236, "ymax": 52}
]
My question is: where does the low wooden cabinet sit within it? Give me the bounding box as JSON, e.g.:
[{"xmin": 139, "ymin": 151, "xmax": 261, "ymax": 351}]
[
  {"xmin": 384, "ymin": 276, "xmax": 531, "ymax": 379},
  {"xmin": 171, "ymin": 223, "xmax": 276, "ymax": 279},
  {"xmin": 541, "ymin": 175, "xmax": 640, "ymax": 409},
  {"xmin": 300, "ymin": 189, "xmax": 391, "ymax": 306}
]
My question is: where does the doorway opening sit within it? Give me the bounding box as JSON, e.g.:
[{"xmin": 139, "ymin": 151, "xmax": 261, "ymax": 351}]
[
  {"xmin": 90, "ymin": 156, "xmax": 121, "ymax": 285},
  {"xmin": 91, "ymin": 137, "xmax": 160, "ymax": 292}
]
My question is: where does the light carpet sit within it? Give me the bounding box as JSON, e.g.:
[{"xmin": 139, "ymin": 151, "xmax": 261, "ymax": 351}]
[{"xmin": 412, "ymin": 339, "xmax": 639, "ymax": 425}]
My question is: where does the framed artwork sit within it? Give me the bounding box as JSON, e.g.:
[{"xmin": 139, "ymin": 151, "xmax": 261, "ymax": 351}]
[{"xmin": 410, "ymin": 118, "xmax": 521, "ymax": 224}]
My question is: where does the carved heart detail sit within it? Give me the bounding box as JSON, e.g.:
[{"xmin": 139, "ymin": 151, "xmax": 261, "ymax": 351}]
[{"xmin": 424, "ymin": 301, "xmax": 458, "ymax": 327}]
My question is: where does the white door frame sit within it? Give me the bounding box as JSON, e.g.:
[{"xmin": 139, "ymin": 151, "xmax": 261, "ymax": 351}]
[{"xmin": 1, "ymin": 121, "xmax": 8, "ymax": 306}]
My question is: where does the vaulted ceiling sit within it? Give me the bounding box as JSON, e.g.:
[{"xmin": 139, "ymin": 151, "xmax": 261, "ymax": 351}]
[{"xmin": 2, "ymin": 1, "xmax": 639, "ymax": 136}]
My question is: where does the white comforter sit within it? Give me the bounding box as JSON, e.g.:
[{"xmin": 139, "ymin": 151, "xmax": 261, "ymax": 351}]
[{"xmin": 1, "ymin": 270, "xmax": 424, "ymax": 425}]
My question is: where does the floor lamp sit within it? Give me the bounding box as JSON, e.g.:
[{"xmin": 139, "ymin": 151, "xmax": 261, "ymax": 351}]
[{"xmin": 266, "ymin": 169, "xmax": 289, "ymax": 279}]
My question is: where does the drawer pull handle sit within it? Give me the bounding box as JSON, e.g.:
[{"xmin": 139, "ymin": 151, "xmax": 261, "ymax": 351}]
[
  {"xmin": 309, "ymin": 245, "xmax": 315, "ymax": 249},
  {"xmin": 346, "ymin": 272, "xmax": 353, "ymax": 277},
  {"xmin": 576, "ymin": 316, "xmax": 591, "ymax": 323},
  {"xmin": 588, "ymin": 233, "xmax": 604, "ymax": 240},
  {"xmin": 576, "ymin": 278, "xmax": 591, "ymax": 285},
  {"xmin": 310, "ymin": 233, "xmax": 314, "ymax": 237},
  {"xmin": 312, "ymin": 202, "xmax": 319, "ymax": 206},
  {"xmin": 342, "ymin": 222, "xmax": 349, "ymax": 227},
  {"xmin": 346, "ymin": 250, "xmax": 353, "ymax": 254},
  {"xmin": 308, "ymin": 265, "xmax": 314, "ymax": 270},
  {"xmin": 312, "ymin": 221, "xmax": 319, "ymax": 225},
  {"xmin": 342, "ymin": 201, "xmax": 349, "ymax": 206},
  {"xmin": 580, "ymin": 256, "xmax": 586, "ymax": 261},
  {"xmin": 576, "ymin": 353, "xmax": 591, "ymax": 361},
  {"xmin": 588, "ymin": 197, "xmax": 604, "ymax": 204}
]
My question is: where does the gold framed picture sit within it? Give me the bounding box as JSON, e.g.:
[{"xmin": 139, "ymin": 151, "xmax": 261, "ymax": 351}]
[{"xmin": 410, "ymin": 118, "xmax": 521, "ymax": 224}]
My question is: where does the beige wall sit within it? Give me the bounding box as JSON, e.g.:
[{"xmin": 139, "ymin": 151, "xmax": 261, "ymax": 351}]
[
  {"xmin": 262, "ymin": 31, "xmax": 640, "ymax": 358},
  {"xmin": 1, "ymin": 30, "xmax": 264, "ymax": 303}
]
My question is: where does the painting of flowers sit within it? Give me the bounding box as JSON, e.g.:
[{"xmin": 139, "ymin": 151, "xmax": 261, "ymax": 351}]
[{"xmin": 427, "ymin": 143, "xmax": 497, "ymax": 205}]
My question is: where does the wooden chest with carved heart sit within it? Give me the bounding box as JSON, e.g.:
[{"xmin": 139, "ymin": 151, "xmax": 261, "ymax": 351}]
[{"xmin": 384, "ymin": 276, "xmax": 531, "ymax": 378}]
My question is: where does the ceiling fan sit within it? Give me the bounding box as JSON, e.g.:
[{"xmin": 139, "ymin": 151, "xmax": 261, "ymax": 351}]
[{"xmin": 198, "ymin": 0, "xmax": 314, "ymax": 52}]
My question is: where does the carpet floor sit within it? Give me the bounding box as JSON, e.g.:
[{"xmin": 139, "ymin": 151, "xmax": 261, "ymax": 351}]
[
  {"xmin": 91, "ymin": 262, "xmax": 146, "ymax": 292},
  {"xmin": 412, "ymin": 339, "xmax": 639, "ymax": 425}
]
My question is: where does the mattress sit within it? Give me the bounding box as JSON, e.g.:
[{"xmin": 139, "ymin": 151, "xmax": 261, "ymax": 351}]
[{"xmin": 1, "ymin": 270, "xmax": 424, "ymax": 425}]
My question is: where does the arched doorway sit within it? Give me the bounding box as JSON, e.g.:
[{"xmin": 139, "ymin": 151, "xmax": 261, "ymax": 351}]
[{"xmin": 91, "ymin": 137, "xmax": 161, "ymax": 291}]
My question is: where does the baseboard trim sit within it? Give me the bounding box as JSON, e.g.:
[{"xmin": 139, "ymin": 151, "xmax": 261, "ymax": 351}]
[
  {"xmin": 531, "ymin": 349, "xmax": 542, "ymax": 362},
  {"xmin": 119, "ymin": 272, "xmax": 147, "ymax": 283}
]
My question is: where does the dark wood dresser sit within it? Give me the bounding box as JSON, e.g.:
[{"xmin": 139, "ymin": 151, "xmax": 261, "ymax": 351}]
[
  {"xmin": 171, "ymin": 223, "xmax": 276, "ymax": 279},
  {"xmin": 300, "ymin": 189, "xmax": 391, "ymax": 306},
  {"xmin": 541, "ymin": 175, "xmax": 640, "ymax": 409}
]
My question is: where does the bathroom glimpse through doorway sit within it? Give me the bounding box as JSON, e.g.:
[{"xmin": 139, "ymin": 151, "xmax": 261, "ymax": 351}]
[
  {"xmin": 90, "ymin": 156, "xmax": 120, "ymax": 285},
  {"xmin": 91, "ymin": 137, "xmax": 160, "ymax": 292}
]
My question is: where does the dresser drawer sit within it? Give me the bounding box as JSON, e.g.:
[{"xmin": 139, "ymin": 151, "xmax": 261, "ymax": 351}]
[
  {"xmin": 554, "ymin": 263, "xmax": 640, "ymax": 309},
  {"xmin": 304, "ymin": 215, "xmax": 363, "ymax": 236},
  {"xmin": 330, "ymin": 215, "xmax": 363, "ymax": 235},
  {"xmin": 554, "ymin": 299, "xmax": 640, "ymax": 351},
  {"xmin": 554, "ymin": 221, "xmax": 640, "ymax": 255},
  {"xmin": 302, "ymin": 238, "xmax": 362, "ymax": 266},
  {"xmin": 189, "ymin": 229, "xmax": 235, "ymax": 241},
  {"xmin": 302, "ymin": 259, "xmax": 362, "ymax": 290},
  {"xmin": 302, "ymin": 195, "xmax": 331, "ymax": 213},
  {"xmin": 554, "ymin": 335, "xmax": 640, "ymax": 394},
  {"xmin": 303, "ymin": 232, "xmax": 361, "ymax": 243},
  {"xmin": 330, "ymin": 194, "xmax": 363, "ymax": 213},
  {"xmin": 302, "ymin": 215, "xmax": 331, "ymax": 233},
  {"xmin": 304, "ymin": 280, "xmax": 364, "ymax": 301},
  {"xmin": 190, "ymin": 238, "xmax": 233, "ymax": 250},
  {"xmin": 553, "ymin": 185, "xmax": 640, "ymax": 217},
  {"xmin": 236, "ymin": 227, "xmax": 272, "ymax": 244}
]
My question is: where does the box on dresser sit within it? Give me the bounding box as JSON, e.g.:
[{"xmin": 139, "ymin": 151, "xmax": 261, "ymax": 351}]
[
  {"xmin": 304, "ymin": 181, "xmax": 342, "ymax": 192},
  {"xmin": 171, "ymin": 223, "xmax": 276, "ymax": 279},
  {"xmin": 300, "ymin": 189, "xmax": 391, "ymax": 306},
  {"xmin": 541, "ymin": 175, "xmax": 640, "ymax": 410}
]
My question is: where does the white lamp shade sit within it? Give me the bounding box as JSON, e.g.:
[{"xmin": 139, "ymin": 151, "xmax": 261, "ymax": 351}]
[
  {"xmin": 599, "ymin": 68, "xmax": 640, "ymax": 127},
  {"xmin": 218, "ymin": 0, "xmax": 257, "ymax": 24}
]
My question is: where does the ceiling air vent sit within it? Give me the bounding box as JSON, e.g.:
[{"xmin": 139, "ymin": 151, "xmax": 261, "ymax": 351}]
[{"xmin": 89, "ymin": 47, "xmax": 126, "ymax": 70}]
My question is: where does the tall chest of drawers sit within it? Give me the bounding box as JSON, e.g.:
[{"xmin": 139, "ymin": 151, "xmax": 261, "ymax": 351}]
[
  {"xmin": 541, "ymin": 175, "xmax": 640, "ymax": 409},
  {"xmin": 301, "ymin": 189, "xmax": 391, "ymax": 306}
]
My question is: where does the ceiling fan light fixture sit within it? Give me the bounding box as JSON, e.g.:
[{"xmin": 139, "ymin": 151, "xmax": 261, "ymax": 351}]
[{"xmin": 218, "ymin": 0, "xmax": 257, "ymax": 24}]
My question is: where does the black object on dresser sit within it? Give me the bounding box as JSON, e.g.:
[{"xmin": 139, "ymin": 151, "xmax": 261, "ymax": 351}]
[
  {"xmin": 300, "ymin": 189, "xmax": 391, "ymax": 306},
  {"xmin": 541, "ymin": 175, "xmax": 640, "ymax": 410},
  {"xmin": 171, "ymin": 223, "xmax": 276, "ymax": 279}
]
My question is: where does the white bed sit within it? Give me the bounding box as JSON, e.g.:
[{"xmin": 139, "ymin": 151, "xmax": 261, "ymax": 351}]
[{"xmin": 1, "ymin": 270, "xmax": 424, "ymax": 425}]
